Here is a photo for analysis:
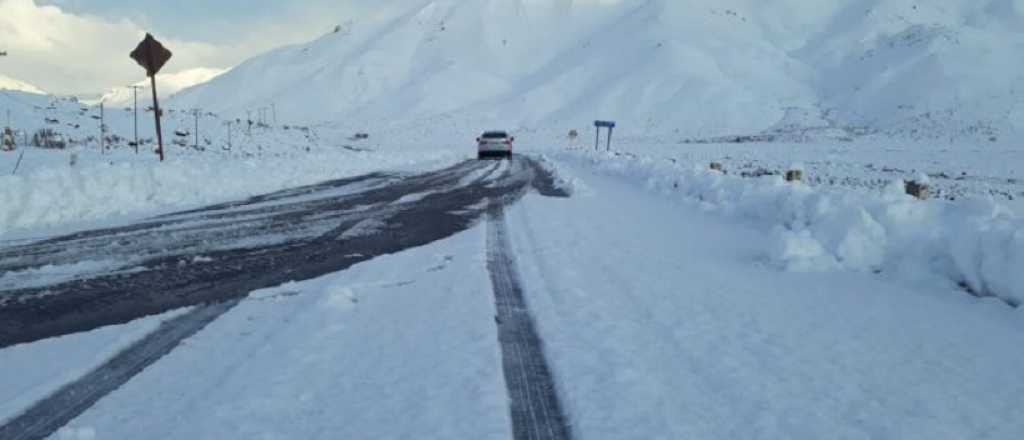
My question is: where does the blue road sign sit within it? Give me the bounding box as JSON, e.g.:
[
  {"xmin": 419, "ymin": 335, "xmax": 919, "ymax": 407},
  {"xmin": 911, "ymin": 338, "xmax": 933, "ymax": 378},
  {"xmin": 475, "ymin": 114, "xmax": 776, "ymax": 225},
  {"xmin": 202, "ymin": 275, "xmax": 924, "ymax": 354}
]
[{"xmin": 594, "ymin": 120, "xmax": 616, "ymax": 128}]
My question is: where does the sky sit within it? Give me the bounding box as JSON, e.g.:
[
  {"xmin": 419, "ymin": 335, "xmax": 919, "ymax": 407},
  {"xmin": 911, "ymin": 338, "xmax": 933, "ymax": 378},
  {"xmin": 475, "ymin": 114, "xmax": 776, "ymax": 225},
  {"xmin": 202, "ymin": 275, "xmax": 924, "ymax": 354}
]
[{"xmin": 0, "ymin": 0, "xmax": 375, "ymax": 95}]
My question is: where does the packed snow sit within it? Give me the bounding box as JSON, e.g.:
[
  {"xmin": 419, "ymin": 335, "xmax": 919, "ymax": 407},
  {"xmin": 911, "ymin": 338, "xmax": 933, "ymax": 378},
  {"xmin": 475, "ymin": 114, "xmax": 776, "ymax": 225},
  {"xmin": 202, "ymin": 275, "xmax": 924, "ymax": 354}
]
[
  {"xmin": 48, "ymin": 229, "xmax": 510, "ymax": 439},
  {"xmin": 0, "ymin": 308, "xmax": 189, "ymax": 425}
]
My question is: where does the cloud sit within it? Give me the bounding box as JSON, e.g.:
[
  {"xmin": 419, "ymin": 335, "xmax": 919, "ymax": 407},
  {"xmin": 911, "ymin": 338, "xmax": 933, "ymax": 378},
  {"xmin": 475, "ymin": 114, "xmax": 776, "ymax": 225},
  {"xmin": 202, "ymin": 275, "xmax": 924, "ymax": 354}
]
[{"xmin": 0, "ymin": 0, "xmax": 348, "ymax": 95}]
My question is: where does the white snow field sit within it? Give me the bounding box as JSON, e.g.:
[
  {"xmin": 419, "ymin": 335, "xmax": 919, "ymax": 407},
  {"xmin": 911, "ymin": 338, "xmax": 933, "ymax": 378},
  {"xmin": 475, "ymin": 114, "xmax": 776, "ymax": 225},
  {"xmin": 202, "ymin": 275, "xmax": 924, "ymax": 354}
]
[
  {"xmin": 49, "ymin": 228, "xmax": 511, "ymax": 440},
  {"xmin": 23, "ymin": 154, "xmax": 1024, "ymax": 440},
  {"xmin": 504, "ymin": 158, "xmax": 1024, "ymax": 439},
  {"xmin": 2, "ymin": 0, "xmax": 1024, "ymax": 438}
]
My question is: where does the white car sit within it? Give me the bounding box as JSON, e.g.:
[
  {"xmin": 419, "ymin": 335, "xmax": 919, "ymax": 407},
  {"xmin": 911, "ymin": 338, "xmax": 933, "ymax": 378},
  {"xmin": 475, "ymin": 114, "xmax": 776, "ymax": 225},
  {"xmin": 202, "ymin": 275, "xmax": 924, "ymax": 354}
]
[{"xmin": 477, "ymin": 131, "xmax": 514, "ymax": 159}]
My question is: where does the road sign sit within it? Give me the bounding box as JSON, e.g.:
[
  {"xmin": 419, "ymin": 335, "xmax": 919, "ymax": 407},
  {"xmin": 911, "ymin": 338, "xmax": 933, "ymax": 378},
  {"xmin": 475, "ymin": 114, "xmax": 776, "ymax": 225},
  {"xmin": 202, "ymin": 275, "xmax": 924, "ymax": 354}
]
[
  {"xmin": 130, "ymin": 34, "xmax": 172, "ymax": 77},
  {"xmin": 130, "ymin": 33, "xmax": 172, "ymax": 161},
  {"xmin": 594, "ymin": 120, "xmax": 616, "ymax": 150}
]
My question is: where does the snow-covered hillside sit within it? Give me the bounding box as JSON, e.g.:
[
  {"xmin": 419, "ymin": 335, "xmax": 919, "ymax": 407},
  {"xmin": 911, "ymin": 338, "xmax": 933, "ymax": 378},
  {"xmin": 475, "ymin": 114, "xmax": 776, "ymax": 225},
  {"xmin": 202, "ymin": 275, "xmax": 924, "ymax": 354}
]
[
  {"xmin": 0, "ymin": 74, "xmax": 45, "ymax": 95},
  {"xmin": 170, "ymin": 0, "xmax": 1024, "ymax": 141},
  {"xmin": 93, "ymin": 68, "xmax": 228, "ymax": 107}
]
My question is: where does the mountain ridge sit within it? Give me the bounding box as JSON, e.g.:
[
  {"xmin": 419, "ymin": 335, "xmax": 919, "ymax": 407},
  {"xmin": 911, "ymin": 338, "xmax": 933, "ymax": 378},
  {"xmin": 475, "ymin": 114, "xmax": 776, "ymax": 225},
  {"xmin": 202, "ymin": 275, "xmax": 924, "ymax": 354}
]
[{"xmin": 169, "ymin": 0, "xmax": 1024, "ymax": 140}]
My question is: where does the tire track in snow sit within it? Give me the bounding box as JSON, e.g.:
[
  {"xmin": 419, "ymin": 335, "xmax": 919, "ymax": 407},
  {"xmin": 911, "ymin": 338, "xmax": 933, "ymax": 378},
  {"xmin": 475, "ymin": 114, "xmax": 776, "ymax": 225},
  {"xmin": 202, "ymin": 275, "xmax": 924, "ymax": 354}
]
[
  {"xmin": 487, "ymin": 205, "xmax": 573, "ymax": 440},
  {"xmin": 0, "ymin": 300, "xmax": 239, "ymax": 440}
]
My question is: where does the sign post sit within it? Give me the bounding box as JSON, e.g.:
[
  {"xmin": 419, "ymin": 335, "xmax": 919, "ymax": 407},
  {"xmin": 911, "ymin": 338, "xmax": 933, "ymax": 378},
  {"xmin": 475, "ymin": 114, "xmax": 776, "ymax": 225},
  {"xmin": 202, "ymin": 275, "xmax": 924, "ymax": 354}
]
[
  {"xmin": 594, "ymin": 120, "xmax": 616, "ymax": 151},
  {"xmin": 130, "ymin": 33, "xmax": 172, "ymax": 161}
]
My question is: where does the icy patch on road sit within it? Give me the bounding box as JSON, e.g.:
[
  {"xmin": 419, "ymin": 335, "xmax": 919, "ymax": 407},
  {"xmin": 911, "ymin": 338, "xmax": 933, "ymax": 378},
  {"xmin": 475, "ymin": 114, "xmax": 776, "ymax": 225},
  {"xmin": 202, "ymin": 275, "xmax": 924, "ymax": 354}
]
[
  {"xmin": 339, "ymin": 218, "xmax": 388, "ymax": 240},
  {"xmin": 0, "ymin": 260, "xmax": 120, "ymax": 291},
  {"xmin": 551, "ymin": 150, "xmax": 1024, "ymax": 306},
  {"xmin": 457, "ymin": 161, "xmax": 500, "ymax": 187},
  {"xmin": 394, "ymin": 191, "xmax": 436, "ymax": 204}
]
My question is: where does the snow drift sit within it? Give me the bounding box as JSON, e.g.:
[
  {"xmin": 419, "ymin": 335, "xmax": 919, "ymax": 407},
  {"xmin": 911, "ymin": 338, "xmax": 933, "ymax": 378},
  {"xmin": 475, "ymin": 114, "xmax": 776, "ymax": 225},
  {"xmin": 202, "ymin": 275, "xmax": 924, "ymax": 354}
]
[{"xmin": 549, "ymin": 149, "xmax": 1024, "ymax": 306}]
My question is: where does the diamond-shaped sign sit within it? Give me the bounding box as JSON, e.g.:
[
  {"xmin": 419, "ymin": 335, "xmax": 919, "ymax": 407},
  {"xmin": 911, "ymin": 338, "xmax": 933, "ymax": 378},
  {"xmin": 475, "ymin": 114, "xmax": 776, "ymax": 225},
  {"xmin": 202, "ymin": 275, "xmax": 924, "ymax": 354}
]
[{"xmin": 130, "ymin": 33, "xmax": 172, "ymax": 77}]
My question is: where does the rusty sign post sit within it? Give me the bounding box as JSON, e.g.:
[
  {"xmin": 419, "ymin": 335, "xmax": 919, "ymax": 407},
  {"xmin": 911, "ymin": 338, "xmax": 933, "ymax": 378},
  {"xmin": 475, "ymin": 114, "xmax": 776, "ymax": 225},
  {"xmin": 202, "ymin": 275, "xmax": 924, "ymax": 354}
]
[{"xmin": 130, "ymin": 33, "xmax": 172, "ymax": 161}]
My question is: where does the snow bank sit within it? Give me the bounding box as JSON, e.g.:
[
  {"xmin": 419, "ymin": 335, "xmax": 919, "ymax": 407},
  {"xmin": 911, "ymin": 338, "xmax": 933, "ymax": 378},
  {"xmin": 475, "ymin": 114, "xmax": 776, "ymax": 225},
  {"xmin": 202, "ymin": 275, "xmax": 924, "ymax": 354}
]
[
  {"xmin": 0, "ymin": 150, "xmax": 462, "ymax": 236},
  {"xmin": 548, "ymin": 150, "xmax": 1024, "ymax": 306}
]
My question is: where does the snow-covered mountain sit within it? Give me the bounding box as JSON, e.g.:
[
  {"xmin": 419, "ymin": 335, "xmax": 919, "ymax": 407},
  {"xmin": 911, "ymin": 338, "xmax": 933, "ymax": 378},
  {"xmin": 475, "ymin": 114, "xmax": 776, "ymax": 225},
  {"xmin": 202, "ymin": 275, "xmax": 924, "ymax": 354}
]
[
  {"xmin": 170, "ymin": 0, "xmax": 1024, "ymax": 140},
  {"xmin": 0, "ymin": 74, "xmax": 45, "ymax": 95},
  {"xmin": 93, "ymin": 68, "xmax": 228, "ymax": 107}
]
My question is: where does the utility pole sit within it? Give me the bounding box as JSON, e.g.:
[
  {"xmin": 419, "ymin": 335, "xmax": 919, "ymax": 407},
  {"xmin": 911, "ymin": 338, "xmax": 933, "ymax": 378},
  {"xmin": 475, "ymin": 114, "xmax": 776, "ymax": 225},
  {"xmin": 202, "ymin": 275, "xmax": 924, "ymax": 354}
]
[
  {"xmin": 130, "ymin": 85, "xmax": 142, "ymax": 153},
  {"xmin": 100, "ymin": 101, "xmax": 106, "ymax": 154},
  {"xmin": 193, "ymin": 109, "xmax": 199, "ymax": 149},
  {"xmin": 3, "ymin": 52, "xmax": 9, "ymax": 136},
  {"xmin": 246, "ymin": 110, "xmax": 253, "ymax": 137}
]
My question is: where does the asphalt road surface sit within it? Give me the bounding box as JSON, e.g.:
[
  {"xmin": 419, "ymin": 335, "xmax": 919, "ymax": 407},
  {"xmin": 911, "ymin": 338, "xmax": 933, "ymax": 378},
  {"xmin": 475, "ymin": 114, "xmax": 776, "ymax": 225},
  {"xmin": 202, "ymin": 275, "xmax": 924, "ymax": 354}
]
[{"xmin": 0, "ymin": 155, "xmax": 572, "ymax": 440}]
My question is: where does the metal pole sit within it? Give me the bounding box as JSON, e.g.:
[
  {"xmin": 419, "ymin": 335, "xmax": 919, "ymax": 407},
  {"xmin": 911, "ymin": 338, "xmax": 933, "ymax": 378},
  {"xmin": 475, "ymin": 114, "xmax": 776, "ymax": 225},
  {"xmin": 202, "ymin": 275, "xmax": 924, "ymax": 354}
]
[
  {"xmin": 100, "ymin": 102, "xmax": 105, "ymax": 154},
  {"xmin": 607, "ymin": 126, "xmax": 613, "ymax": 151},
  {"xmin": 194, "ymin": 109, "xmax": 199, "ymax": 149},
  {"xmin": 132, "ymin": 85, "xmax": 140, "ymax": 153},
  {"xmin": 595, "ymin": 127, "xmax": 600, "ymax": 151},
  {"xmin": 12, "ymin": 150, "xmax": 25, "ymax": 175},
  {"xmin": 271, "ymin": 103, "xmax": 277, "ymax": 125},
  {"xmin": 151, "ymin": 75, "xmax": 165, "ymax": 161},
  {"xmin": 227, "ymin": 121, "xmax": 232, "ymax": 150}
]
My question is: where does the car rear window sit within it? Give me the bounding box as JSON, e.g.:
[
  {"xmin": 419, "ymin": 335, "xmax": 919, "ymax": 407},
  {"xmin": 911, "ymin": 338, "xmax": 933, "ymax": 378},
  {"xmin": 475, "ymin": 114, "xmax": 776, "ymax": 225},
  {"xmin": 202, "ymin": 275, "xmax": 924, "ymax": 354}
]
[{"xmin": 482, "ymin": 132, "xmax": 508, "ymax": 139}]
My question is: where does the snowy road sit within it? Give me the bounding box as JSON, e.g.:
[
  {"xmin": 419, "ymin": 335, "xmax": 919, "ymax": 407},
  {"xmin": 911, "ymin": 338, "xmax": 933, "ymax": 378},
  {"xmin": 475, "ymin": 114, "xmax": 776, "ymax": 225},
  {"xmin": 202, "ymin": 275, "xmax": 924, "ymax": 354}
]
[
  {"xmin": 0, "ymin": 156, "xmax": 557, "ymax": 347},
  {"xmin": 0, "ymin": 155, "xmax": 572, "ymax": 439},
  {"xmin": 487, "ymin": 205, "xmax": 572, "ymax": 440},
  {"xmin": 2, "ymin": 152, "xmax": 1021, "ymax": 439}
]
